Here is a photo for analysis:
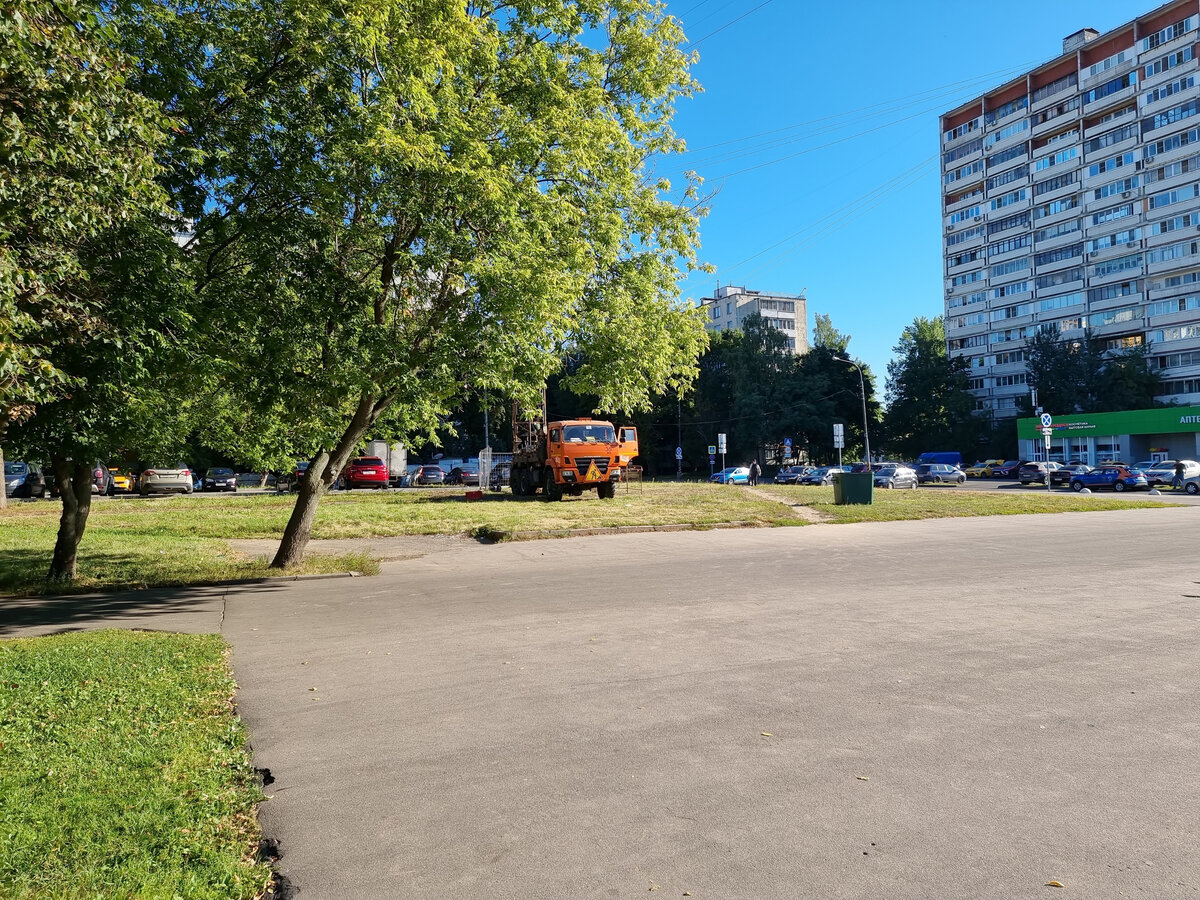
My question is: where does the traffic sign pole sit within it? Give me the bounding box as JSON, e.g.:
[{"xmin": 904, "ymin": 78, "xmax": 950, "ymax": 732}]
[{"xmin": 1041, "ymin": 414, "xmax": 1053, "ymax": 490}]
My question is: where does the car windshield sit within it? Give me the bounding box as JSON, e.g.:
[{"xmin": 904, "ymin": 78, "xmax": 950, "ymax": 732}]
[
  {"xmin": 5, "ymin": 461, "xmax": 28, "ymax": 476},
  {"xmin": 876, "ymin": 467, "xmax": 896, "ymax": 475},
  {"xmin": 296, "ymin": 462, "xmax": 309, "ymax": 471},
  {"xmin": 562, "ymin": 423, "xmax": 615, "ymax": 443},
  {"xmin": 207, "ymin": 468, "xmax": 234, "ymax": 476}
]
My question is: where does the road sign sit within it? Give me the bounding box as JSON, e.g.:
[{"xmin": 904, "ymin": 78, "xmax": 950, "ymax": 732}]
[
  {"xmin": 675, "ymin": 446, "xmax": 683, "ymax": 460},
  {"xmin": 1041, "ymin": 426, "xmax": 1053, "ymax": 436},
  {"xmin": 784, "ymin": 437, "xmax": 792, "ymax": 448},
  {"xmin": 708, "ymin": 454, "xmax": 715, "ymax": 465},
  {"xmin": 1040, "ymin": 412, "xmax": 1053, "ymax": 427},
  {"xmin": 717, "ymin": 433, "xmax": 727, "ymax": 454},
  {"xmin": 707, "ymin": 445, "xmax": 716, "ymax": 456},
  {"xmin": 833, "ymin": 422, "xmax": 844, "ymax": 449}
]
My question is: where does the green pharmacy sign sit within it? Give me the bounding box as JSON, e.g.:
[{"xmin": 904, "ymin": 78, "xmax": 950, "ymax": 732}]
[{"xmin": 1017, "ymin": 407, "xmax": 1200, "ymax": 440}]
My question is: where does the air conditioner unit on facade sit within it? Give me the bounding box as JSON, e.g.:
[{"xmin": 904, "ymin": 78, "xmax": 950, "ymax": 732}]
[
  {"xmin": 1123, "ymin": 191, "xmax": 1132, "ymax": 198},
  {"xmin": 975, "ymin": 216, "xmax": 983, "ymax": 222}
]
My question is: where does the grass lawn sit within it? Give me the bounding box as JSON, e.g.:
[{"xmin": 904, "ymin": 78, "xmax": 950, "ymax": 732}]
[
  {"xmin": 755, "ymin": 483, "xmax": 1177, "ymax": 523},
  {"xmin": 0, "ymin": 483, "xmax": 1179, "ymax": 596},
  {"xmin": 0, "ymin": 630, "xmax": 273, "ymax": 899}
]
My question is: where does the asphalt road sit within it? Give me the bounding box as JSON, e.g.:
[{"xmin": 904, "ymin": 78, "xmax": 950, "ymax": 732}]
[{"xmin": 4, "ymin": 509, "xmax": 1199, "ymax": 898}]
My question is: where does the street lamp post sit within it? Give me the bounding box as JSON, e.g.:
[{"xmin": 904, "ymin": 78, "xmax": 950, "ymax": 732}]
[{"xmin": 833, "ymin": 356, "xmax": 871, "ymax": 465}]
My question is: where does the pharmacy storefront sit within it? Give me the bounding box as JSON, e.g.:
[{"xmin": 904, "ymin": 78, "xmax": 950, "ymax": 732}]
[{"xmin": 1017, "ymin": 407, "xmax": 1200, "ymax": 466}]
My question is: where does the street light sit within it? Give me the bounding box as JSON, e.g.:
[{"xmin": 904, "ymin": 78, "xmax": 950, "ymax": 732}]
[{"xmin": 833, "ymin": 355, "xmax": 872, "ymax": 465}]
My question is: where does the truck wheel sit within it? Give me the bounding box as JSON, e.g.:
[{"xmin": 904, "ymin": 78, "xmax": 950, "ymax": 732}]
[
  {"xmin": 543, "ymin": 471, "xmax": 563, "ymax": 501},
  {"xmin": 598, "ymin": 482, "xmax": 616, "ymax": 500}
]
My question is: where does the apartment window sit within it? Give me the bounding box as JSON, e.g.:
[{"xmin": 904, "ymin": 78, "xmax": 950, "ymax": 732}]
[
  {"xmin": 1089, "ymin": 305, "xmax": 1142, "ymax": 327},
  {"xmin": 986, "ymin": 165, "xmax": 1027, "ymax": 191},
  {"xmin": 1035, "ymin": 171, "xmax": 1076, "ymax": 195},
  {"xmin": 1151, "ymin": 212, "xmax": 1200, "ymax": 235},
  {"xmin": 994, "ymin": 373, "xmax": 1027, "ymax": 387},
  {"xmin": 946, "ymin": 225, "xmax": 986, "ymax": 247},
  {"xmin": 951, "ymin": 270, "xmax": 983, "ymax": 287},
  {"xmin": 1144, "ymin": 152, "xmax": 1200, "ymax": 185},
  {"xmin": 1147, "ymin": 295, "xmax": 1200, "ymax": 318},
  {"xmin": 990, "ymin": 188, "xmax": 1027, "ymax": 210},
  {"xmin": 1144, "ymin": 45, "xmax": 1194, "ymax": 79},
  {"xmin": 1033, "ymin": 195, "xmax": 1079, "ymax": 220},
  {"xmin": 991, "ymin": 258, "xmax": 1029, "ymax": 278},
  {"xmin": 1093, "ymin": 253, "xmax": 1143, "ymax": 277},
  {"xmin": 967, "ymin": 377, "xmax": 986, "ymax": 391},
  {"xmin": 952, "ymin": 334, "xmax": 989, "ymax": 350},
  {"xmin": 1149, "ymin": 324, "xmax": 1200, "ymax": 342},
  {"xmin": 945, "ymin": 117, "xmax": 982, "ymax": 143},
  {"xmin": 1032, "ymin": 72, "xmax": 1077, "ymax": 103},
  {"xmin": 990, "ymin": 326, "xmax": 1034, "ymax": 344},
  {"xmin": 726, "ymin": 303, "xmax": 731, "ymax": 315},
  {"xmin": 1160, "ymin": 377, "xmax": 1200, "ymax": 395},
  {"xmin": 1142, "ymin": 15, "xmax": 1197, "ymax": 52},
  {"xmin": 945, "ymin": 159, "xmax": 985, "ymax": 185},
  {"xmin": 948, "ymin": 290, "xmax": 987, "ymax": 310},
  {"xmin": 1144, "ymin": 75, "xmax": 1196, "ymax": 107},
  {"xmin": 1036, "ymin": 266, "xmax": 1083, "ymax": 289},
  {"xmin": 1089, "ymin": 280, "xmax": 1140, "ymax": 303},
  {"xmin": 1083, "ymin": 71, "xmax": 1137, "ymax": 105},
  {"xmin": 1091, "ymin": 201, "xmax": 1134, "ymax": 225},
  {"xmin": 990, "ymin": 303, "xmax": 1032, "ymax": 322},
  {"xmin": 985, "ymin": 96, "xmax": 1028, "ymax": 126},
  {"xmin": 1147, "ymin": 239, "xmax": 1200, "ymax": 264},
  {"xmin": 988, "ymin": 211, "xmax": 1030, "ymax": 234},
  {"xmin": 944, "ymin": 137, "xmax": 984, "ymax": 165},
  {"xmin": 988, "ymin": 235, "xmax": 1030, "ymax": 256},
  {"xmin": 1032, "ymin": 95, "xmax": 1080, "ymax": 126},
  {"xmin": 996, "ymin": 350, "xmax": 1026, "ymax": 365},
  {"xmin": 1145, "ymin": 100, "xmax": 1200, "ymax": 133},
  {"xmin": 950, "ymin": 249, "xmax": 981, "ymax": 267},
  {"xmin": 1054, "ymin": 316, "xmax": 1086, "ymax": 332},
  {"xmin": 949, "ymin": 205, "xmax": 983, "ymax": 225},
  {"xmin": 1087, "ymin": 48, "xmax": 1134, "ymax": 79},
  {"xmin": 1147, "ymin": 183, "xmax": 1200, "ymax": 210},
  {"xmin": 1086, "ymin": 122, "xmax": 1138, "ymax": 153},
  {"xmin": 1034, "ymin": 147, "xmax": 1078, "ymax": 173},
  {"xmin": 1093, "ymin": 175, "xmax": 1139, "ymax": 200},
  {"xmin": 954, "ymin": 312, "xmax": 988, "ymax": 328},
  {"xmin": 1155, "ymin": 348, "xmax": 1200, "ymax": 367},
  {"xmin": 1087, "ymin": 227, "xmax": 1141, "ymax": 252},
  {"xmin": 1035, "ymin": 242, "xmax": 1082, "ymax": 266},
  {"xmin": 1034, "ymin": 219, "xmax": 1080, "ymax": 243},
  {"xmin": 992, "ymin": 280, "xmax": 1030, "ymax": 299},
  {"xmin": 1039, "ymin": 291, "xmax": 1084, "ymax": 312},
  {"xmin": 985, "ymin": 118, "xmax": 1029, "ymax": 149},
  {"xmin": 1145, "ymin": 124, "xmax": 1200, "ymax": 162},
  {"xmin": 987, "ymin": 143, "xmax": 1028, "ymax": 168}
]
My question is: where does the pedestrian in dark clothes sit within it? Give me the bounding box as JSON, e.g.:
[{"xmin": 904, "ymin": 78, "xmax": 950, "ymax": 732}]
[
  {"xmin": 749, "ymin": 459, "xmax": 761, "ymax": 486},
  {"xmin": 1173, "ymin": 460, "xmax": 1186, "ymax": 491}
]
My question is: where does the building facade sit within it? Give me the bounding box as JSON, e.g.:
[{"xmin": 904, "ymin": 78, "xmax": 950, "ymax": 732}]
[
  {"xmin": 700, "ymin": 285, "xmax": 808, "ymax": 353},
  {"xmin": 940, "ymin": 0, "xmax": 1200, "ymax": 420},
  {"xmin": 1017, "ymin": 405, "xmax": 1200, "ymax": 465}
]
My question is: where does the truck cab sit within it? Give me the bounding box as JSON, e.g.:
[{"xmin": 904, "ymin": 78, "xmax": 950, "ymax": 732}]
[{"xmin": 510, "ymin": 415, "xmax": 638, "ymax": 499}]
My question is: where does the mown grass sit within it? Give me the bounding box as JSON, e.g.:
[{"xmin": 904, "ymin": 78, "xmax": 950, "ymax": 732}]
[
  {"xmin": 755, "ymin": 483, "xmax": 1177, "ymax": 523},
  {"xmin": 0, "ymin": 630, "xmax": 273, "ymax": 900}
]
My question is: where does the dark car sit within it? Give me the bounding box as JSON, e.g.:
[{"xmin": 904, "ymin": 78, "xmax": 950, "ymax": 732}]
[
  {"xmin": 774, "ymin": 465, "xmax": 811, "ymax": 484},
  {"xmin": 916, "ymin": 463, "xmax": 965, "ymax": 485},
  {"xmin": 91, "ymin": 461, "xmax": 115, "ymax": 495},
  {"xmin": 488, "ymin": 461, "xmax": 511, "ymax": 492},
  {"xmin": 202, "ymin": 467, "xmax": 238, "ymax": 492},
  {"xmin": 414, "ymin": 465, "xmax": 446, "ymax": 486},
  {"xmin": 1049, "ymin": 464, "xmax": 1090, "ymax": 487},
  {"xmin": 1070, "ymin": 465, "xmax": 1148, "ymax": 492},
  {"xmin": 991, "ymin": 460, "xmax": 1029, "ymax": 479},
  {"xmin": 277, "ymin": 461, "xmax": 310, "ymax": 492},
  {"xmin": 342, "ymin": 456, "xmax": 389, "ymax": 489},
  {"xmin": 446, "ymin": 466, "xmax": 480, "ymax": 486},
  {"xmin": 4, "ymin": 461, "xmax": 47, "ymax": 499},
  {"xmin": 1017, "ymin": 462, "xmax": 1061, "ymax": 485}
]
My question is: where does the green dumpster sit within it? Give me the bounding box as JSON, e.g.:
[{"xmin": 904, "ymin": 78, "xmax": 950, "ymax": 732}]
[{"xmin": 832, "ymin": 472, "xmax": 874, "ymax": 505}]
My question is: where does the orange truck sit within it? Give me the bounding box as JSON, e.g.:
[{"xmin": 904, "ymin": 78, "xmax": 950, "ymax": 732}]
[{"xmin": 509, "ymin": 410, "xmax": 638, "ymax": 500}]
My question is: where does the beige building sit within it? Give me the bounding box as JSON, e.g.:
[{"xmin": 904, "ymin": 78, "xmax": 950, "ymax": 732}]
[{"xmin": 700, "ymin": 285, "xmax": 808, "ymax": 353}]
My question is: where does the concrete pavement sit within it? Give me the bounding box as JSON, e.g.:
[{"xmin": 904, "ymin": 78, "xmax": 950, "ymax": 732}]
[{"xmin": 4, "ymin": 508, "xmax": 1199, "ymax": 898}]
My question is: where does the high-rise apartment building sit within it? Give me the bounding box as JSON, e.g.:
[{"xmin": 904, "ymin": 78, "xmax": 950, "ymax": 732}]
[
  {"xmin": 700, "ymin": 285, "xmax": 808, "ymax": 353},
  {"xmin": 940, "ymin": 0, "xmax": 1200, "ymax": 419}
]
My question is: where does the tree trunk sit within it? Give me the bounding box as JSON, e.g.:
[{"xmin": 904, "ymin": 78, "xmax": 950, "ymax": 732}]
[
  {"xmin": 271, "ymin": 394, "xmax": 381, "ymax": 569},
  {"xmin": 48, "ymin": 457, "xmax": 95, "ymax": 582}
]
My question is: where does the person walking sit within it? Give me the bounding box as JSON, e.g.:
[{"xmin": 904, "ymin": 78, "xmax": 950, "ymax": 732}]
[
  {"xmin": 1173, "ymin": 459, "xmax": 1186, "ymax": 491},
  {"xmin": 749, "ymin": 459, "xmax": 761, "ymax": 486}
]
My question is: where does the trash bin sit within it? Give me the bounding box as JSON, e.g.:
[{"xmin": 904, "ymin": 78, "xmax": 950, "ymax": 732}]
[{"xmin": 832, "ymin": 472, "xmax": 874, "ymax": 505}]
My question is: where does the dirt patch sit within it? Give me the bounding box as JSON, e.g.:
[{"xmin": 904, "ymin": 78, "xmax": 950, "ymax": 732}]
[
  {"xmin": 228, "ymin": 533, "xmax": 473, "ymax": 562},
  {"xmin": 742, "ymin": 486, "xmax": 832, "ymax": 523}
]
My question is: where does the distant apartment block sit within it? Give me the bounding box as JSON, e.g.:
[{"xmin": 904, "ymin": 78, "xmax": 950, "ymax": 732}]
[
  {"xmin": 700, "ymin": 285, "xmax": 808, "ymax": 353},
  {"xmin": 940, "ymin": 0, "xmax": 1200, "ymax": 419}
]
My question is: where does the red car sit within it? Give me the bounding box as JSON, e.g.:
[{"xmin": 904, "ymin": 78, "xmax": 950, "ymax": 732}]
[{"xmin": 342, "ymin": 456, "xmax": 389, "ymax": 489}]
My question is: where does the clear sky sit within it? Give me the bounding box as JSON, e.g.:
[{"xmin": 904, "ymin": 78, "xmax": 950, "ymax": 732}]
[{"xmin": 658, "ymin": 0, "xmax": 1152, "ymax": 392}]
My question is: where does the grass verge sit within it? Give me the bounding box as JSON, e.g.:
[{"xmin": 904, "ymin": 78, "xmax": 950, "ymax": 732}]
[
  {"xmin": 0, "ymin": 630, "xmax": 273, "ymax": 899},
  {"xmin": 755, "ymin": 484, "xmax": 1177, "ymax": 522}
]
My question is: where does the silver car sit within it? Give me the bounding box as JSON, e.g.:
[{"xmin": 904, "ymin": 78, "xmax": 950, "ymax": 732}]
[
  {"xmin": 140, "ymin": 464, "xmax": 194, "ymax": 495},
  {"xmin": 874, "ymin": 465, "xmax": 918, "ymax": 489}
]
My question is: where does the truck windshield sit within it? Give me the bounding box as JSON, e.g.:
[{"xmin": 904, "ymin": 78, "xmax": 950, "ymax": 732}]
[{"xmin": 562, "ymin": 424, "xmax": 614, "ymax": 443}]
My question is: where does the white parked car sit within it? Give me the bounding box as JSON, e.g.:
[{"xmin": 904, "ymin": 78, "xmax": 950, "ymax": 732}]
[
  {"xmin": 873, "ymin": 465, "xmax": 918, "ymax": 489},
  {"xmin": 1143, "ymin": 459, "xmax": 1200, "ymax": 486},
  {"xmin": 140, "ymin": 464, "xmax": 194, "ymax": 495}
]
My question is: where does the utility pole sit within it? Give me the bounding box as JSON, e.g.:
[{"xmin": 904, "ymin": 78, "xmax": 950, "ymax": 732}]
[{"xmin": 676, "ymin": 395, "xmax": 682, "ymax": 481}]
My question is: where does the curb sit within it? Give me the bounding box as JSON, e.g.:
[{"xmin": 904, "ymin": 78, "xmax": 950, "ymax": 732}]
[{"xmin": 496, "ymin": 521, "xmax": 769, "ymax": 542}]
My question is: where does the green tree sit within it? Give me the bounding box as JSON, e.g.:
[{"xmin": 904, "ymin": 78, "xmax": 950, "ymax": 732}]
[
  {"xmin": 125, "ymin": 0, "xmax": 708, "ymax": 566},
  {"xmin": 883, "ymin": 316, "xmax": 982, "ymax": 460},
  {"xmin": 1022, "ymin": 327, "xmax": 1162, "ymax": 415},
  {"xmin": 1, "ymin": 0, "xmax": 171, "ymax": 570},
  {"xmin": 811, "ymin": 313, "xmax": 851, "ymax": 353}
]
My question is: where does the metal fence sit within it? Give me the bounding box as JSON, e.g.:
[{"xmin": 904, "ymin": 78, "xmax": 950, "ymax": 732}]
[{"xmin": 478, "ymin": 449, "xmax": 513, "ymax": 492}]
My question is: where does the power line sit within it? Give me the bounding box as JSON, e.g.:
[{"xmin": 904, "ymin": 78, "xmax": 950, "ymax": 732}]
[{"xmin": 683, "ymin": 0, "xmax": 777, "ymax": 50}]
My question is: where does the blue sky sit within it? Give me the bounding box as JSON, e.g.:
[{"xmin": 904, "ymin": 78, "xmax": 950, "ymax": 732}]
[{"xmin": 659, "ymin": 0, "xmax": 1148, "ymax": 392}]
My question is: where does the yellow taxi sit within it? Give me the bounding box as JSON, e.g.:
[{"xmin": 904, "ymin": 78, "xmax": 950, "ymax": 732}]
[
  {"xmin": 963, "ymin": 459, "xmax": 1009, "ymax": 478},
  {"xmin": 109, "ymin": 467, "xmax": 136, "ymax": 493}
]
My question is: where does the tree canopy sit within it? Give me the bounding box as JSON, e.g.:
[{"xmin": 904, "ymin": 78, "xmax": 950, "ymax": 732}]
[{"xmin": 1022, "ymin": 326, "xmax": 1162, "ymax": 416}]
